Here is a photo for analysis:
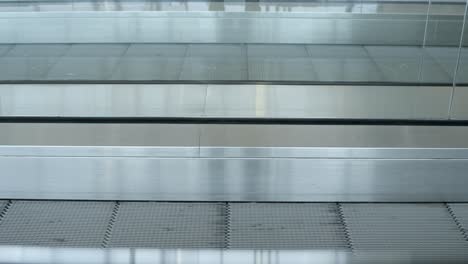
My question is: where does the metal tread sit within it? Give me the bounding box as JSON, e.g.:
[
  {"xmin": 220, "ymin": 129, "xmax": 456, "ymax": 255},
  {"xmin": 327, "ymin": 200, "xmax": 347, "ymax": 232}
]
[
  {"xmin": 0, "ymin": 200, "xmax": 114, "ymax": 247},
  {"xmin": 106, "ymin": 202, "xmax": 226, "ymax": 248},
  {"xmin": 0, "ymin": 200, "xmax": 467, "ymax": 252},
  {"xmin": 340, "ymin": 204, "xmax": 468, "ymax": 257},
  {"xmin": 228, "ymin": 203, "xmax": 349, "ymax": 250},
  {"xmin": 447, "ymin": 203, "xmax": 468, "ymax": 241}
]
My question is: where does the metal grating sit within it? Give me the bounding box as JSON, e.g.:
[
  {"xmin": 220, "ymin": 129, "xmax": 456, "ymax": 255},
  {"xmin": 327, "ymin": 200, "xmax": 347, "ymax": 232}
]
[
  {"xmin": 0, "ymin": 201, "xmax": 114, "ymax": 247},
  {"xmin": 341, "ymin": 203, "xmax": 468, "ymax": 258},
  {"xmin": 0, "ymin": 200, "xmax": 467, "ymax": 252},
  {"xmin": 107, "ymin": 202, "xmax": 225, "ymax": 248},
  {"xmin": 0, "ymin": 200, "xmax": 7, "ymax": 213},
  {"xmin": 448, "ymin": 203, "xmax": 468, "ymax": 241},
  {"xmin": 228, "ymin": 203, "xmax": 350, "ymax": 250}
]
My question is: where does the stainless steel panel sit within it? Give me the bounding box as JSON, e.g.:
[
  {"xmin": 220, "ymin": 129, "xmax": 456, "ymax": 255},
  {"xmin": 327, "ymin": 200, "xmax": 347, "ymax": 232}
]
[
  {"xmin": 3, "ymin": 123, "xmax": 468, "ymax": 148},
  {"xmin": 0, "ymin": 146, "xmax": 199, "ymax": 158},
  {"xmin": 199, "ymin": 125, "xmax": 468, "ymax": 148},
  {"xmin": 199, "ymin": 147, "xmax": 468, "ymax": 159},
  {"xmin": 3, "ymin": 124, "xmax": 468, "ymax": 157},
  {"xmin": 0, "ymin": 123, "xmax": 199, "ymax": 147},
  {"xmin": 451, "ymin": 87, "xmax": 468, "ymax": 119},
  {"xmin": 0, "ymin": 85, "xmax": 206, "ymax": 117},
  {"xmin": 1, "ymin": 157, "xmax": 468, "ymax": 201},
  {"xmin": 1, "ymin": 84, "xmax": 452, "ymax": 119},
  {"xmin": 2, "ymin": 146, "xmax": 468, "ymax": 159},
  {"xmin": 0, "ymin": 201, "xmax": 114, "ymax": 247},
  {"xmin": 204, "ymin": 85, "xmax": 452, "ymax": 119},
  {"xmin": 0, "ymin": 12, "xmax": 461, "ymax": 45}
]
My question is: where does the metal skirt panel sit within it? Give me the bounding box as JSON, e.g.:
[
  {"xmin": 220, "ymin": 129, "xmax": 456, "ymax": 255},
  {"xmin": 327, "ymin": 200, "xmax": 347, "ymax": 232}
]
[
  {"xmin": 0, "ymin": 84, "xmax": 454, "ymax": 120},
  {"xmin": 1, "ymin": 157, "xmax": 468, "ymax": 202},
  {"xmin": 3, "ymin": 124, "xmax": 468, "ymax": 149}
]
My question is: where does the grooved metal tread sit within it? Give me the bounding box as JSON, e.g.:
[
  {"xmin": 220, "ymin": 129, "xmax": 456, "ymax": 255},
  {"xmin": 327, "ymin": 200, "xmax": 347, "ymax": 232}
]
[
  {"xmin": 341, "ymin": 204, "xmax": 468, "ymax": 258},
  {"xmin": 107, "ymin": 202, "xmax": 226, "ymax": 248},
  {"xmin": 0, "ymin": 200, "xmax": 7, "ymax": 213},
  {"xmin": 229, "ymin": 203, "xmax": 349, "ymax": 249},
  {"xmin": 448, "ymin": 203, "xmax": 468, "ymax": 240},
  {"xmin": 0, "ymin": 200, "xmax": 468, "ymax": 252},
  {"xmin": 0, "ymin": 201, "xmax": 114, "ymax": 247}
]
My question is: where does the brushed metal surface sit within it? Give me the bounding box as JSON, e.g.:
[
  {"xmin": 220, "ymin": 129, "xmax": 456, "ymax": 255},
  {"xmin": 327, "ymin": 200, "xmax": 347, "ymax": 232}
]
[
  {"xmin": 0, "ymin": 84, "xmax": 453, "ymax": 119},
  {"xmin": 0, "ymin": 12, "xmax": 464, "ymax": 45},
  {"xmin": 3, "ymin": 123, "xmax": 468, "ymax": 147},
  {"xmin": 451, "ymin": 87, "xmax": 468, "ymax": 119},
  {"xmin": 199, "ymin": 147, "xmax": 468, "ymax": 159},
  {"xmin": 3, "ymin": 124, "xmax": 468, "ymax": 158},
  {"xmin": 204, "ymin": 85, "xmax": 452, "ymax": 119},
  {"xmin": 3, "ymin": 146, "xmax": 468, "ymax": 159},
  {"xmin": 0, "ymin": 123, "xmax": 199, "ymax": 146},
  {"xmin": 0, "ymin": 84, "xmax": 206, "ymax": 117},
  {"xmin": 1, "ymin": 157, "xmax": 468, "ymax": 201},
  {"xmin": 0, "ymin": 146, "xmax": 199, "ymax": 158},
  {"xmin": 199, "ymin": 125, "xmax": 468, "ymax": 148}
]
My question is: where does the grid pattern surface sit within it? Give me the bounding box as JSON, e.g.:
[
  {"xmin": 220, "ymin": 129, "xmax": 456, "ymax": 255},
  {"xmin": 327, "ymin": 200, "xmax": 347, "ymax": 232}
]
[
  {"xmin": 0, "ymin": 200, "xmax": 7, "ymax": 213},
  {"xmin": 448, "ymin": 203, "xmax": 468, "ymax": 241},
  {"xmin": 107, "ymin": 202, "xmax": 226, "ymax": 248},
  {"xmin": 228, "ymin": 203, "xmax": 349, "ymax": 249},
  {"xmin": 0, "ymin": 43, "xmax": 466, "ymax": 83},
  {"xmin": 0, "ymin": 201, "xmax": 114, "ymax": 247},
  {"xmin": 341, "ymin": 203, "xmax": 468, "ymax": 258},
  {"xmin": 0, "ymin": 201, "xmax": 467, "ymax": 251}
]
